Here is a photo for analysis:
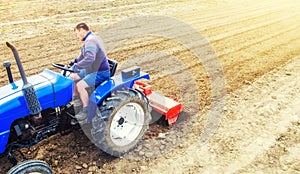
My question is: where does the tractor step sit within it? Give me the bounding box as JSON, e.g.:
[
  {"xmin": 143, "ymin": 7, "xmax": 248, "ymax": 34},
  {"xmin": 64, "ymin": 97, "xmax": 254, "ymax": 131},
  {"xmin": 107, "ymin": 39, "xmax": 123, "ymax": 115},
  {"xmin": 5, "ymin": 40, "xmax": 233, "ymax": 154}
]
[{"xmin": 134, "ymin": 81, "xmax": 182, "ymax": 125}]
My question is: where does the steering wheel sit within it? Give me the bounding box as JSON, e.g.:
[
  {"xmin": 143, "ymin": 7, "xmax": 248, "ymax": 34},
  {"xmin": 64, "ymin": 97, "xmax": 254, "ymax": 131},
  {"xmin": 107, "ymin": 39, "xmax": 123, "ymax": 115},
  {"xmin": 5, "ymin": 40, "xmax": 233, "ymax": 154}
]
[{"xmin": 52, "ymin": 63, "xmax": 79, "ymax": 76}]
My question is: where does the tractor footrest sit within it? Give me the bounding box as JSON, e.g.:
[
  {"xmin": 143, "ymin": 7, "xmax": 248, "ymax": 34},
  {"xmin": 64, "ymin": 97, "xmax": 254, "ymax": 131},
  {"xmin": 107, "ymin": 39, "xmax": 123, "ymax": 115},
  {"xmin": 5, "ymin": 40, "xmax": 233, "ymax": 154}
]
[{"xmin": 134, "ymin": 81, "xmax": 182, "ymax": 125}]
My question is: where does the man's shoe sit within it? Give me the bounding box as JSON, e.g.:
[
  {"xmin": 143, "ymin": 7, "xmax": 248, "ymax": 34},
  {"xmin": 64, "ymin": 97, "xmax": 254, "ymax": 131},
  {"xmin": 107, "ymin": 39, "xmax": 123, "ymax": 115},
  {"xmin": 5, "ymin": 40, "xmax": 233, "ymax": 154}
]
[{"xmin": 75, "ymin": 109, "xmax": 88, "ymax": 121}]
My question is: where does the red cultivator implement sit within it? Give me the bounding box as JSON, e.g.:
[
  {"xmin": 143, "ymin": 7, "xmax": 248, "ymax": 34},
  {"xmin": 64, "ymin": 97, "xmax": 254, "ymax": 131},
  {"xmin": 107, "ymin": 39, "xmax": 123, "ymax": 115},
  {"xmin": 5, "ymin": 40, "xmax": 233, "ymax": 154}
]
[{"xmin": 134, "ymin": 81, "xmax": 183, "ymax": 125}]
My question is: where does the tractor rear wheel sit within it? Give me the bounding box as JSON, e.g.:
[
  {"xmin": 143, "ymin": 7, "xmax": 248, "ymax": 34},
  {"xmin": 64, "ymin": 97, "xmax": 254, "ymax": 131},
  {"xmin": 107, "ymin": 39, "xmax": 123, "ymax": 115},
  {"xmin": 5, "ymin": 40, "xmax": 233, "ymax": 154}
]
[
  {"xmin": 7, "ymin": 160, "xmax": 52, "ymax": 174},
  {"xmin": 91, "ymin": 88, "xmax": 151, "ymax": 157}
]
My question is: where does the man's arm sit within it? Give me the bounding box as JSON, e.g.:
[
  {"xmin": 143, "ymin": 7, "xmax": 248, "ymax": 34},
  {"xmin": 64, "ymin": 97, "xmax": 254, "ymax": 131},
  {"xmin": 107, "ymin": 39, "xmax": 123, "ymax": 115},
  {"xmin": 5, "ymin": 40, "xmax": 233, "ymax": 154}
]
[{"xmin": 74, "ymin": 40, "xmax": 98, "ymax": 69}]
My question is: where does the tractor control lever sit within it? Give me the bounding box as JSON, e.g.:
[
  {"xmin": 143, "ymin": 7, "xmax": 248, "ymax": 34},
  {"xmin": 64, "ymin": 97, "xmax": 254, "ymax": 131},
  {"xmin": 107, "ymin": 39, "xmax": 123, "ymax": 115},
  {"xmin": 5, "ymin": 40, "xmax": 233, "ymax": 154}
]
[{"xmin": 3, "ymin": 61, "xmax": 14, "ymax": 83}]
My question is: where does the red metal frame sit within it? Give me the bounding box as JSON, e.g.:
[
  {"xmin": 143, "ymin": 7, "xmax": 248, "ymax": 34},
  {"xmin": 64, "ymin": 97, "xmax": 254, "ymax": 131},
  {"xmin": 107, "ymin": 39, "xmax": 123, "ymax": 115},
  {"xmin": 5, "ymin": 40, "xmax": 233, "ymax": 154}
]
[{"xmin": 134, "ymin": 81, "xmax": 182, "ymax": 125}]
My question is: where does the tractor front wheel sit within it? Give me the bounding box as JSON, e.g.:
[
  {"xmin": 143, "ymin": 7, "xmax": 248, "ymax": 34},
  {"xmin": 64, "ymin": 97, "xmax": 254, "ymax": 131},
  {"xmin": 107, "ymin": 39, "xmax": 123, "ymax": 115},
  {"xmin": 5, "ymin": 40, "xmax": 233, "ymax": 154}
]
[
  {"xmin": 91, "ymin": 89, "xmax": 151, "ymax": 157},
  {"xmin": 7, "ymin": 160, "xmax": 52, "ymax": 174}
]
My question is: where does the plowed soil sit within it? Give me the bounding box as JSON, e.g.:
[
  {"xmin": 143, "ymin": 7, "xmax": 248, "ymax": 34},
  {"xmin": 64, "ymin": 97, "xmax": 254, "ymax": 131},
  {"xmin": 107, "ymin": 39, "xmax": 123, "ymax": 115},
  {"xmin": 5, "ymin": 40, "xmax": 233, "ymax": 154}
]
[{"xmin": 0, "ymin": 0, "xmax": 300, "ymax": 173}]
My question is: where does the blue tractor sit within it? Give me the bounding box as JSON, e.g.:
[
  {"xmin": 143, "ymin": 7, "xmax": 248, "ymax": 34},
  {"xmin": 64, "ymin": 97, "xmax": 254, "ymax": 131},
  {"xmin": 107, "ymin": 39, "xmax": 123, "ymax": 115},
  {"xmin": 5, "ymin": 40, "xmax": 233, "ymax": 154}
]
[{"xmin": 0, "ymin": 42, "xmax": 152, "ymax": 173}]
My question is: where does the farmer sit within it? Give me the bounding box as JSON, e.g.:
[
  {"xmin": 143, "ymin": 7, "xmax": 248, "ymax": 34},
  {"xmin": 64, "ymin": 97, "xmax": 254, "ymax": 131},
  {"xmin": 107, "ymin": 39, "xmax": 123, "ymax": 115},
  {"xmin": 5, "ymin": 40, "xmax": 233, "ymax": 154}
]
[{"xmin": 69, "ymin": 22, "xmax": 110, "ymax": 121}]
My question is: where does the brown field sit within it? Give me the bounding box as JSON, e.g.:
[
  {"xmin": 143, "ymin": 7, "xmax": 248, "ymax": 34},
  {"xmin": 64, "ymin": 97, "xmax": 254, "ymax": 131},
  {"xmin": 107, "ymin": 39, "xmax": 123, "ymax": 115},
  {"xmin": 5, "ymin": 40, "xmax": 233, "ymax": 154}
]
[{"xmin": 0, "ymin": 0, "xmax": 300, "ymax": 173}]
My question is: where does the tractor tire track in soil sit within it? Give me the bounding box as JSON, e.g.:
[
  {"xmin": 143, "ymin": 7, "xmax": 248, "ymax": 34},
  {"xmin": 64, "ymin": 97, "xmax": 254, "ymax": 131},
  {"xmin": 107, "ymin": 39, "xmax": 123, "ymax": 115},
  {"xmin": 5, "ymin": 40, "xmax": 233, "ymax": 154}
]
[{"xmin": 0, "ymin": 0, "xmax": 299, "ymax": 173}]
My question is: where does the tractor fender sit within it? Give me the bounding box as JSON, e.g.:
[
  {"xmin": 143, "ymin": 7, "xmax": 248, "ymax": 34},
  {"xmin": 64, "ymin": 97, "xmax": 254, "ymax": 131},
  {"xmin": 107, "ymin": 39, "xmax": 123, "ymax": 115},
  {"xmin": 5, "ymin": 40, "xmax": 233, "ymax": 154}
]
[{"xmin": 86, "ymin": 70, "xmax": 150, "ymax": 123}]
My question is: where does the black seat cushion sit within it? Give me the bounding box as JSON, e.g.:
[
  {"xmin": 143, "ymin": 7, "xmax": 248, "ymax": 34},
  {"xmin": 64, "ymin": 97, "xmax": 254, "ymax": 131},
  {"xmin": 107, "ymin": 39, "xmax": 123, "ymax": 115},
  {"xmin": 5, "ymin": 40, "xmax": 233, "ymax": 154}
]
[{"xmin": 108, "ymin": 59, "xmax": 118, "ymax": 77}]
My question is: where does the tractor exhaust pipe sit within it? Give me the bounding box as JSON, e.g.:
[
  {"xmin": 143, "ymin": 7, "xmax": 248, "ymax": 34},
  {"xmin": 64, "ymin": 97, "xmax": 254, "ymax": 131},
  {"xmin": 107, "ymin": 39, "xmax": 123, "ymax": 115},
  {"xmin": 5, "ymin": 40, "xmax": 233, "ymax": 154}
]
[
  {"xmin": 6, "ymin": 42, "xmax": 28, "ymax": 84},
  {"xmin": 6, "ymin": 42, "xmax": 42, "ymax": 115}
]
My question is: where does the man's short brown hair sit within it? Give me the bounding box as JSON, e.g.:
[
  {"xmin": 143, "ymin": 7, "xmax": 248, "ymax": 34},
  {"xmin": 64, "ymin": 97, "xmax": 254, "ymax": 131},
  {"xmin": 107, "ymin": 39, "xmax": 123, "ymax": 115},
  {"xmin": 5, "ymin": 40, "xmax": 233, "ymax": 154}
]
[{"xmin": 75, "ymin": 23, "xmax": 89, "ymax": 31}]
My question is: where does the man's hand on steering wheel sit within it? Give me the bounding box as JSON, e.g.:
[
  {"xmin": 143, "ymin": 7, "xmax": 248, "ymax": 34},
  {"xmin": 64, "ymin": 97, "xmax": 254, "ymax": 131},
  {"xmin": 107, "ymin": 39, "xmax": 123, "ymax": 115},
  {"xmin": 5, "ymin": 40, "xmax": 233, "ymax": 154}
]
[{"xmin": 52, "ymin": 63, "xmax": 80, "ymax": 76}]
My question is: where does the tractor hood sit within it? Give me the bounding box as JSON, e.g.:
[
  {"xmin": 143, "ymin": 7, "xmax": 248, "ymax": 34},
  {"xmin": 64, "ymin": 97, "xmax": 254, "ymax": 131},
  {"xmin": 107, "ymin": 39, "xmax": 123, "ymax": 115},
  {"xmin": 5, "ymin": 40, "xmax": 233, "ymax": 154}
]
[
  {"xmin": 0, "ymin": 69, "xmax": 73, "ymax": 118},
  {"xmin": 0, "ymin": 73, "xmax": 47, "ymax": 101}
]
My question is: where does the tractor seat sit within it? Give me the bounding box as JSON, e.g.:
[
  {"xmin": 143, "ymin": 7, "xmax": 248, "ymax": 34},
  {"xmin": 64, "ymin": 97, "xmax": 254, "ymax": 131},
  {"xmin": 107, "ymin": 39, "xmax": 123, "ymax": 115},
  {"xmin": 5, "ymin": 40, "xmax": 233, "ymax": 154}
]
[
  {"xmin": 94, "ymin": 59, "xmax": 117, "ymax": 88},
  {"xmin": 108, "ymin": 59, "xmax": 118, "ymax": 77},
  {"xmin": 86, "ymin": 59, "xmax": 118, "ymax": 94}
]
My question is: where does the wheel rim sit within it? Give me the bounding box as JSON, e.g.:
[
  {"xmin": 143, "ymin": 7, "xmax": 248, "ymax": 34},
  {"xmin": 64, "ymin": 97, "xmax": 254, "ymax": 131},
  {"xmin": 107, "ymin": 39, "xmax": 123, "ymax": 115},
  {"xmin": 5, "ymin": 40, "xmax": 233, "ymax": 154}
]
[{"xmin": 110, "ymin": 102, "xmax": 145, "ymax": 147}]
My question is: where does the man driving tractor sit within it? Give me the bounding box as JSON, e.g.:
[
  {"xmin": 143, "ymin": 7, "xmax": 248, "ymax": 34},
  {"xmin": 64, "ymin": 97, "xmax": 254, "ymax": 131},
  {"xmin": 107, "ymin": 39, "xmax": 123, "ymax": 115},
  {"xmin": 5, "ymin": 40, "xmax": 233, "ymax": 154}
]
[{"xmin": 69, "ymin": 23, "xmax": 110, "ymax": 121}]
